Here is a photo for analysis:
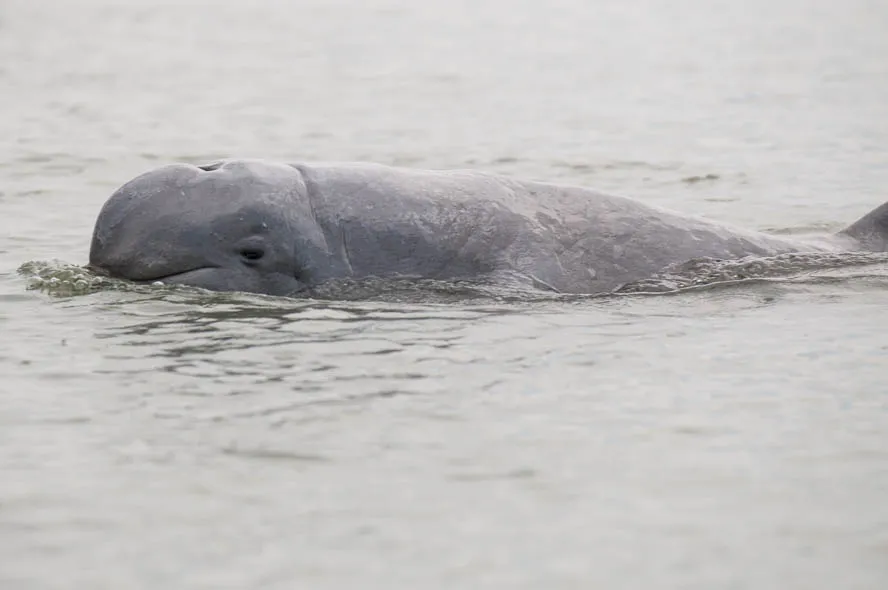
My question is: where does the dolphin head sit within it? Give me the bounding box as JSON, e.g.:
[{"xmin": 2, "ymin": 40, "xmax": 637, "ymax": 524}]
[{"xmin": 89, "ymin": 159, "xmax": 333, "ymax": 296}]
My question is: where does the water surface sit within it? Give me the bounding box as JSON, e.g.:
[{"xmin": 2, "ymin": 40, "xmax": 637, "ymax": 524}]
[{"xmin": 2, "ymin": 0, "xmax": 887, "ymax": 588}]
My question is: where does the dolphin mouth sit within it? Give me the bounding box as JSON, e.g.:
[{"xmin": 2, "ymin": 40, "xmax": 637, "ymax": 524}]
[
  {"xmin": 86, "ymin": 264, "xmax": 306, "ymax": 297},
  {"xmin": 132, "ymin": 267, "xmax": 218, "ymax": 284},
  {"xmin": 85, "ymin": 263, "xmax": 217, "ymax": 283}
]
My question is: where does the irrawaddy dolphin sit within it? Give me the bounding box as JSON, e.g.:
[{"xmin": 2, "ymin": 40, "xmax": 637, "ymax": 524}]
[{"xmin": 88, "ymin": 159, "xmax": 888, "ymax": 296}]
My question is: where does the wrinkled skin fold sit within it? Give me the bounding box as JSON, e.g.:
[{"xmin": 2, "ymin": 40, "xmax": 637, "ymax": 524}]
[{"xmin": 88, "ymin": 159, "xmax": 888, "ymax": 297}]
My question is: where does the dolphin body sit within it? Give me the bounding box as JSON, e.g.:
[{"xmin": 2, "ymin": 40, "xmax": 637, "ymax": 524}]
[{"xmin": 89, "ymin": 159, "xmax": 888, "ymax": 296}]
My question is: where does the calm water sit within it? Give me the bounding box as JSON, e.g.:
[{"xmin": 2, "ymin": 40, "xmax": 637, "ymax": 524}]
[{"xmin": 2, "ymin": 0, "xmax": 888, "ymax": 588}]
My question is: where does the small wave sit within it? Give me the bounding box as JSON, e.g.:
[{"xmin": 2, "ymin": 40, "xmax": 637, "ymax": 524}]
[
  {"xmin": 20, "ymin": 251, "xmax": 888, "ymax": 304},
  {"xmin": 305, "ymin": 276, "xmax": 568, "ymax": 304},
  {"xmin": 614, "ymin": 251, "xmax": 888, "ymax": 295},
  {"xmin": 18, "ymin": 260, "xmax": 311, "ymax": 308},
  {"xmin": 17, "ymin": 261, "xmax": 563, "ymax": 305},
  {"xmin": 681, "ymin": 173, "xmax": 721, "ymax": 184},
  {"xmin": 18, "ymin": 260, "xmax": 132, "ymax": 297}
]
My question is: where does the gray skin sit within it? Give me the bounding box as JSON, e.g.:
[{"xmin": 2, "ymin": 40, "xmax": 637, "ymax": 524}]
[{"xmin": 89, "ymin": 158, "xmax": 888, "ymax": 296}]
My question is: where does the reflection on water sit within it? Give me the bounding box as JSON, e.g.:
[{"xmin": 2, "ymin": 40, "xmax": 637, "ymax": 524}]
[{"xmin": 84, "ymin": 291, "xmax": 530, "ymax": 420}]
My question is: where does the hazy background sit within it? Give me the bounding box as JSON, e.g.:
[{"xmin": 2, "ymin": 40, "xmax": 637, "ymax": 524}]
[{"xmin": 1, "ymin": 1, "xmax": 887, "ymax": 588}]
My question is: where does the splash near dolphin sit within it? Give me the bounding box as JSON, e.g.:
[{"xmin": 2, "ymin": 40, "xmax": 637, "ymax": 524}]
[{"xmin": 88, "ymin": 159, "xmax": 888, "ymax": 297}]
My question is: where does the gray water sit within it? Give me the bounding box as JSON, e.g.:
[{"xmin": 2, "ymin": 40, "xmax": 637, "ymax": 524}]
[{"xmin": 2, "ymin": 0, "xmax": 888, "ymax": 588}]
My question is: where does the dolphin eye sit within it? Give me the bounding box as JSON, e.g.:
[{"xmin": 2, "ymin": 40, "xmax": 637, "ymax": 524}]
[{"xmin": 239, "ymin": 246, "xmax": 265, "ymax": 262}]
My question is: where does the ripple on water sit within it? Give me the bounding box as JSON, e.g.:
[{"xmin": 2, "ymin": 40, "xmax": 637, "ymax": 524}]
[{"xmin": 19, "ymin": 250, "xmax": 888, "ymax": 304}]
